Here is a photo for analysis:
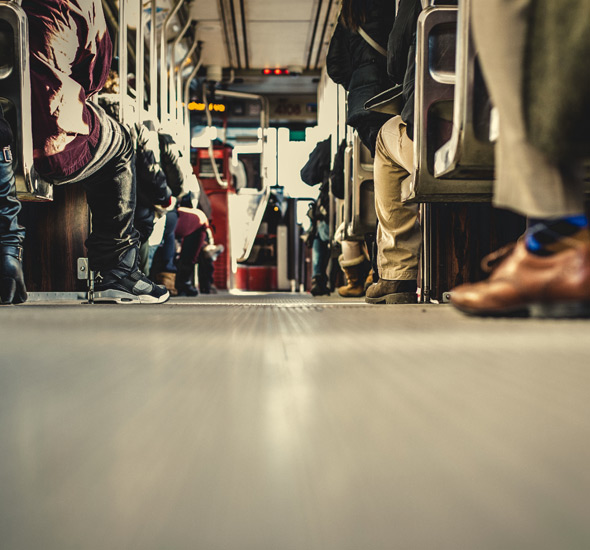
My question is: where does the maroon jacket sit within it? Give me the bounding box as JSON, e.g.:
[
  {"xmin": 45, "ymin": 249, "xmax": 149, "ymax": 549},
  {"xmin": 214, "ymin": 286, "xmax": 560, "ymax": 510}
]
[{"xmin": 23, "ymin": 0, "xmax": 112, "ymax": 179}]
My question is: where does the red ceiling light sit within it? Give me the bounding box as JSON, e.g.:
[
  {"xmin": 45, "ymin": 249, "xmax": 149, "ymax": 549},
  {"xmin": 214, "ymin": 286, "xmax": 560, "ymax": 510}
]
[{"xmin": 262, "ymin": 68, "xmax": 290, "ymax": 76}]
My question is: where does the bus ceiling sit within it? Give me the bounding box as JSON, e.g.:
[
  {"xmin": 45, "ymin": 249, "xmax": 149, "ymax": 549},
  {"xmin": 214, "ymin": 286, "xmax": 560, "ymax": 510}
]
[{"xmin": 104, "ymin": 0, "xmax": 337, "ymax": 97}]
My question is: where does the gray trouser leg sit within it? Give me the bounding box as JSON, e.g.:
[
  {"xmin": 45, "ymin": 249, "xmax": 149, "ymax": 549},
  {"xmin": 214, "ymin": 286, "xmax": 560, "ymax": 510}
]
[{"xmin": 472, "ymin": 0, "xmax": 584, "ymax": 217}]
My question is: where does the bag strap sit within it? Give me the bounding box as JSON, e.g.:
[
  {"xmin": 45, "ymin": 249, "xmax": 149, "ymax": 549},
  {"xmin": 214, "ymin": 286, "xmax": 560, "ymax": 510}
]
[{"xmin": 358, "ymin": 27, "xmax": 387, "ymax": 57}]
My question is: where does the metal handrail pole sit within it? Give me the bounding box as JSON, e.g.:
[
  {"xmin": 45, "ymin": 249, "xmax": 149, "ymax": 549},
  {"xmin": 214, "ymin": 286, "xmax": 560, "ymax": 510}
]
[
  {"xmin": 136, "ymin": 0, "xmax": 145, "ymax": 124},
  {"xmin": 118, "ymin": 0, "xmax": 127, "ymax": 123},
  {"xmin": 177, "ymin": 35, "xmax": 199, "ymax": 131},
  {"xmin": 170, "ymin": 17, "xmax": 192, "ymax": 126},
  {"xmin": 182, "ymin": 56, "xmax": 203, "ymax": 154},
  {"xmin": 149, "ymin": 0, "xmax": 158, "ymax": 121},
  {"xmin": 159, "ymin": 0, "xmax": 183, "ymax": 124}
]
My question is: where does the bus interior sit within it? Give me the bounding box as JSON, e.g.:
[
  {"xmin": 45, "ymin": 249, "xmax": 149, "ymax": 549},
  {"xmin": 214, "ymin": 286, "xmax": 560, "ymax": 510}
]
[{"xmin": 1, "ymin": 1, "xmax": 590, "ymax": 549}]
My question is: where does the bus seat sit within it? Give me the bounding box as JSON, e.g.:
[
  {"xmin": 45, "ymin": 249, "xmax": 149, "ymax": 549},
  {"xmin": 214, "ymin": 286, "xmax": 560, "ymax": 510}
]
[
  {"xmin": 0, "ymin": 0, "xmax": 52, "ymax": 202},
  {"xmin": 344, "ymin": 131, "xmax": 376, "ymax": 240},
  {"xmin": 433, "ymin": 0, "xmax": 495, "ymax": 180},
  {"xmin": 403, "ymin": 5, "xmax": 492, "ymax": 203}
]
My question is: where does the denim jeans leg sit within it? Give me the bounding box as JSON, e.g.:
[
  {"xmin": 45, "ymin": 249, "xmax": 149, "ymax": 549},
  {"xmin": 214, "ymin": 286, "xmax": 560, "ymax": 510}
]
[
  {"xmin": 161, "ymin": 210, "xmax": 179, "ymax": 272},
  {"xmin": 312, "ymin": 220, "xmax": 330, "ymax": 278},
  {"xmin": 0, "ymin": 160, "xmax": 25, "ymax": 247}
]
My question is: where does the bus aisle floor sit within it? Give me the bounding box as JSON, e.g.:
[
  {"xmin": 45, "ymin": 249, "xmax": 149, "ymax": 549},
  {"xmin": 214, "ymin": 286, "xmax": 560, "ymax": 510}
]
[{"xmin": 1, "ymin": 293, "xmax": 589, "ymax": 549}]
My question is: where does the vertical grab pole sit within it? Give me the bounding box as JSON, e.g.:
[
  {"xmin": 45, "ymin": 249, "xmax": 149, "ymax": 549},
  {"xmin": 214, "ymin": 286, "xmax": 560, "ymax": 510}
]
[
  {"xmin": 137, "ymin": 0, "xmax": 145, "ymax": 124},
  {"xmin": 150, "ymin": 0, "xmax": 158, "ymax": 121},
  {"xmin": 159, "ymin": 0, "xmax": 183, "ymax": 126},
  {"xmin": 177, "ymin": 35, "xmax": 199, "ymax": 140},
  {"xmin": 118, "ymin": 0, "xmax": 127, "ymax": 123},
  {"xmin": 170, "ymin": 17, "xmax": 192, "ymax": 130},
  {"xmin": 183, "ymin": 51, "xmax": 203, "ymax": 155}
]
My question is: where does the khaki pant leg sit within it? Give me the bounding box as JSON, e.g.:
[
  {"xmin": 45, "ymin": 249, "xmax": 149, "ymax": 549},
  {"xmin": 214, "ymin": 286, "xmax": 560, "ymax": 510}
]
[
  {"xmin": 472, "ymin": 0, "xmax": 584, "ymax": 217},
  {"xmin": 374, "ymin": 116, "xmax": 420, "ymax": 280}
]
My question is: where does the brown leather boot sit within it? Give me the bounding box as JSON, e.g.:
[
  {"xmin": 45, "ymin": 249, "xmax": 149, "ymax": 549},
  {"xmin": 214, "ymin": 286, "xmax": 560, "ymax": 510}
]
[
  {"xmin": 450, "ymin": 240, "xmax": 590, "ymax": 317},
  {"xmin": 337, "ymin": 255, "xmax": 366, "ymax": 298},
  {"xmin": 365, "ymin": 279, "xmax": 417, "ymax": 304},
  {"xmin": 155, "ymin": 272, "xmax": 178, "ymax": 297}
]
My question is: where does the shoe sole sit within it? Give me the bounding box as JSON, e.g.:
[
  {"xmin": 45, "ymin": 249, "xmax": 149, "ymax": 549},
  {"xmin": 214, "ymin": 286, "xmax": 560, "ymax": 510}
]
[
  {"xmin": 92, "ymin": 289, "xmax": 170, "ymax": 304},
  {"xmin": 365, "ymin": 292, "xmax": 417, "ymax": 305},
  {"xmin": 529, "ymin": 301, "xmax": 590, "ymax": 319},
  {"xmin": 451, "ymin": 300, "xmax": 590, "ymax": 319},
  {"xmin": 451, "ymin": 303, "xmax": 529, "ymax": 318}
]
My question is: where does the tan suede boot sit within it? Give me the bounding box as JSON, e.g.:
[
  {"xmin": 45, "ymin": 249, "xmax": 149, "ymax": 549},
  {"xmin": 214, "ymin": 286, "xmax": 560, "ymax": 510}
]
[
  {"xmin": 337, "ymin": 255, "xmax": 366, "ymax": 297},
  {"xmin": 155, "ymin": 272, "xmax": 178, "ymax": 297}
]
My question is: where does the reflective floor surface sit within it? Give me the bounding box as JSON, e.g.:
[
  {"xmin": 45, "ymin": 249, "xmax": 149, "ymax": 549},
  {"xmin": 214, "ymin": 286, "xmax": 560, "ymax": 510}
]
[{"xmin": 1, "ymin": 292, "xmax": 590, "ymax": 549}]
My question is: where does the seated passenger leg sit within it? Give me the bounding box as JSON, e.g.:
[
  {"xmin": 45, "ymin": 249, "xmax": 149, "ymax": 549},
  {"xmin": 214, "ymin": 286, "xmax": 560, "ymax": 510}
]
[
  {"xmin": 197, "ymin": 254, "xmax": 215, "ymax": 294},
  {"xmin": 310, "ymin": 220, "xmax": 331, "ymax": 296},
  {"xmin": 83, "ymin": 131, "xmax": 168, "ymax": 304},
  {"xmin": 176, "ymin": 228, "xmax": 207, "ymax": 296},
  {"xmin": 0, "ymin": 110, "xmax": 26, "ymax": 304},
  {"xmin": 151, "ymin": 210, "xmax": 179, "ymax": 296},
  {"xmin": 365, "ymin": 116, "xmax": 420, "ymax": 304}
]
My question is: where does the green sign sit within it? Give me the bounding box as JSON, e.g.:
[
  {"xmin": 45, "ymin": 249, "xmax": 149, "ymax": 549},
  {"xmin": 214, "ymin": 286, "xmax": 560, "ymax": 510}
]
[{"xmin": 289, "ymin": 129, "xmax": 306, "ymax": 142}]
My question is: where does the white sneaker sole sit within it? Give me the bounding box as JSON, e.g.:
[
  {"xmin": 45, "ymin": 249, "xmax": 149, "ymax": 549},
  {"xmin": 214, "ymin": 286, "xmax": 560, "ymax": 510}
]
[{"xmin": 92, "ymin": 289, "xmax": 170, "ymax": 304}]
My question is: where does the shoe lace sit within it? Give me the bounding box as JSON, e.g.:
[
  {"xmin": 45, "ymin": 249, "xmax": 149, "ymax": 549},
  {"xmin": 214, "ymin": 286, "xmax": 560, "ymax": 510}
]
[{"xmin": 480, "ymin": 242, "xmax": 517, "ymax": 274}]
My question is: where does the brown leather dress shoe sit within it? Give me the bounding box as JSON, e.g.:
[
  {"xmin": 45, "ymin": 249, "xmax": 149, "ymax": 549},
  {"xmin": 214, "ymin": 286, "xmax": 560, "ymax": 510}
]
[{"xmin": 450, "ymin": 240, "xmax": 590, "ymax": 317}]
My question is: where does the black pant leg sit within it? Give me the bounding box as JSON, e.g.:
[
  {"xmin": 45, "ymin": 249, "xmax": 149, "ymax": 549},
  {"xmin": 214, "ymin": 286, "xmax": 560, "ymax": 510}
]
[{"xmin": 83, "ymin": 130, "xmax": 140, "ymax": 272}]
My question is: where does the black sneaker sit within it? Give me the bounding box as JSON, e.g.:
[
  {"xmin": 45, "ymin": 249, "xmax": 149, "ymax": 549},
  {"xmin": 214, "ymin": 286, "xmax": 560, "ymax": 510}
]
[{"xmin": 94, "ymin": 269, "xmax": 170, "ymax": 304}]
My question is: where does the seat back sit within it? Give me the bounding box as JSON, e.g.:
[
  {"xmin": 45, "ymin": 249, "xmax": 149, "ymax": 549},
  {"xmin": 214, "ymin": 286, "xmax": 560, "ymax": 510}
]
[
  {"xmin": 434, "ymin": 0, "xmax": 495, "ymax": 180},
  {"xmin": 404, "ymin": 5, "xmax": 492, "ymax": 202},
  {"xmin": 0, "ymin": 0, "xmax": 51, "ymax": 201},
  {"xmin": 344, "ymin": 131, "xmax": 376, "ymax": 239}
]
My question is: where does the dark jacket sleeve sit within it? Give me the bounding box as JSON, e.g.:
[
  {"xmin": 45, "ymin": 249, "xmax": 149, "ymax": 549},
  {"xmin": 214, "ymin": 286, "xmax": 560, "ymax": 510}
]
[
  {"xmin": 158, "ymin": 132, "xmax": 185, "ymax": 197},
  {"xmin": 135, "ymin": 126, "xmax": 172, "ymax": 207},
  {"xmin": 326, "ymin": 22, "xmax": 353, "ymax": 90},
  {"xmin": 329, "ymin": 139, "xmax": 347, "ymax": 200},
  {"xmin": 387, "ymin": 0, "xmax": 422, "ymax": 84},
  {"xmin": 300, "ymin": 138, "xmax": 332, "ymax": 186},
  {"xmin": 0, "ymin": 106, "xmax": 13, "ymax": 148}
]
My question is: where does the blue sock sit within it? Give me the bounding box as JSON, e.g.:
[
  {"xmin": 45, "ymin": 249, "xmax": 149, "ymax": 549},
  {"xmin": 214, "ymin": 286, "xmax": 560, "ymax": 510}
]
[{"xmin": 525, "ymin": 214, "xmax": 589, "ymax": 256}]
